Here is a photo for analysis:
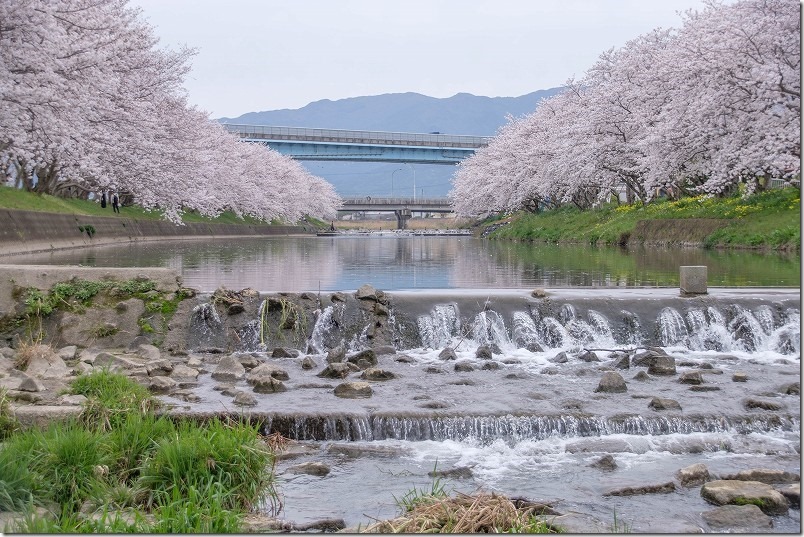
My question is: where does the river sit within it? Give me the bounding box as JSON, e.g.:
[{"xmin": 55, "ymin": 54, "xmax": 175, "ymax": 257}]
[
  {"xmin": 4, "ymin": 234, "xmax": 800, "ymax": 290},
  {"xmin": 5, "ymin": 234, "xmax": 801, "ymax": 532}
]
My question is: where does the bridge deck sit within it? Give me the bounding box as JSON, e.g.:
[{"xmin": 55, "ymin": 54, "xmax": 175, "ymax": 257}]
[{"xmin": 224, "ymin": 124, "xmax": 490, "ymax": 149}]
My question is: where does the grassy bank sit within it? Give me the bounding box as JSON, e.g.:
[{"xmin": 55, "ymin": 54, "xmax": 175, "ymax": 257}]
[
  {"xmin": 487, "ymin": 188, "xmax": 800, "ymax": 251},
  {"xmin": 0, "ymin": 186, "xmax": 280, "ymax": 226},
  {"xmin": 0, "ymin": 369, "xmax": 277, "ymax": 533}
]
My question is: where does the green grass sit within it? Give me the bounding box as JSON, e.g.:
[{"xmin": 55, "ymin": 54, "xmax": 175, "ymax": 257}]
[
  {"xmin": 2, "ymin": 370, "xmax": 278, "ymax": 533},
  {"xmin": 490, "ymin": 188, "xmax": 800, "ymax": 251},
  {"xmin": 0, "ymin": 185, "xmax": 278, "ymax": 225}
]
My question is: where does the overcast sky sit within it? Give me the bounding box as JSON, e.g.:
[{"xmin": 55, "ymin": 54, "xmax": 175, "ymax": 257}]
[{"xmin": 129, "ymin": 0, "xmax": 712, "ymax": 118}]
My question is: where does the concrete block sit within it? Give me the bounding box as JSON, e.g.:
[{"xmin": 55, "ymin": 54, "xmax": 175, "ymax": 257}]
[{"xmin": 680, "ymin": 265, "xmax": 707, "ymax": 295}]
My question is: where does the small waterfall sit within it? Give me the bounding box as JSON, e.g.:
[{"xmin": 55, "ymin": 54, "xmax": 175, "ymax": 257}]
[
  {"xmin": 540, "ymin": 317, "xmax": 570, "ymax": 349},
  {"xmin": 262, "ymin": 413, "xmax": 799, "ymax": 444},
  {"xmin": 309, "ymin": 305, "xmax": 337, "ymax": 354},
  {"xmin": 728, "ymin": 305, "xmax": 769, "ymax": 352},
  {"xmin": 657, "ymin": 307, "xmax": 688, "ymax": 346},
  {"xmin": 417, "ymin": 304, "xmax": 460, "ymax": 349},
  {"xmin": 511, "ymin": 311, "xmax": 543, "ymax": 349},
  {"xmin": 472, "ymin": 310, "xmax": 511, "ymax": 349}
]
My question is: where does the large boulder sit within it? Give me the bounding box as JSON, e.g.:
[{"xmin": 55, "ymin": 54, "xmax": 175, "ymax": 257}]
[
  {"xmin": 345, "ymin": 349, "xmax": 377, "ymax": 368},
  {"xmin": 701, "ymin": 480, "xmax": 789, "ymax": 515},
  {"xmin": 252, "ymin": 376, "xmax": 287, "ymax": 394},
  {"xmin": 676, "ymin": 463, "xmax": 710, "ymax": 487},
  {"xmin": 595, "ymin": 372, "xmax": 627, "ymax": 393},
  {"xmin": 318, "ymin": 363, "xmax": 351, "ymax": 379},
  {"xmin": 248, "ymin": 363, "xmax": 290, "ymax": 382},
  {"xmin": 649, "ymin": 397, "xmax": 682, "ymax": 411},
  {"xmin": 210, "ymin": 355, "xmax": 246, "ymax": 382},
  {"xmin": 701, "ymin": 505, "xmax": 772, "ymax": 533},
  {"xmin": 647, "ymin": 355, "xmax": 676, "ymax": 376},
  {"xmin": 334, "ymin": 381, "xmax": 372, "ymax": 399},
  {"xmin": 23, "ymin": 345, "xmax": 71, "ymax": 380},
  {"xmin": 360, "ymin": 368, "xmax": 396, "ymax": 381}
]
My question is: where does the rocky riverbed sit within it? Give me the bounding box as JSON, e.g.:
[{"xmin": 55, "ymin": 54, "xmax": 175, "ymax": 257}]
[{"xmin": 0, "ymin": 271, "xmax": 800, "ymax": 532}]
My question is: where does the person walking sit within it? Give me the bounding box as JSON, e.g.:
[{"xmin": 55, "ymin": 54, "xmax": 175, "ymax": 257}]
[
  {"xmin": 112, "ymin": 193, "xmax": 120, "ymax": 214},
  {"xmin": 100, "ymin": 191, "xmax": 107, "ymax": 209}
]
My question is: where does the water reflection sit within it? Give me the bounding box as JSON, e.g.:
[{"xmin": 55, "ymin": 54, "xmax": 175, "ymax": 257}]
[{"xmin": 4, "ymin": 236, "xmax": 799, "ymax": 291}]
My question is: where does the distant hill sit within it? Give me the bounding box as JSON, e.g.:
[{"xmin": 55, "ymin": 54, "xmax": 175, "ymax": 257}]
[{"xmin": 219, "ymin": 88, "xmax": 563, "ymax": 197}]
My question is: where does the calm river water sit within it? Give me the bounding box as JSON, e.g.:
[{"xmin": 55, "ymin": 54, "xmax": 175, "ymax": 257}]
[{"xmin": 5, "ymin": 234, "xmax": 800, "ymax": 291}]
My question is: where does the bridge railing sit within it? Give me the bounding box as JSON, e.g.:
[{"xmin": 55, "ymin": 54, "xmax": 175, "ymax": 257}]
[
  {"xmin": 342, "ymin": 197, "xmax": 452, "ymax": 207},
  {"xmin": 223, "ymin": 124, "xmax": 490, "ymax": 149}
]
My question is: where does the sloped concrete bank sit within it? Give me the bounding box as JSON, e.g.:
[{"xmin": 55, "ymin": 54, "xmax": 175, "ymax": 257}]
[{"xmin": 0, "ymin": 208, "xmax": 313, "ymax": 256}]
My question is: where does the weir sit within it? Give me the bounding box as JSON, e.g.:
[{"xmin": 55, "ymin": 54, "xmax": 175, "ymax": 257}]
[{"xmin": 176, "ymin": 286, "xmax": 800, "ymax": 445}]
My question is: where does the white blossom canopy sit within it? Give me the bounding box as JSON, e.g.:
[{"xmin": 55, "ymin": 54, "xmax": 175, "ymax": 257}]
[{"xmin": 0, "ymin": 0, "xmax": 340, "ymax": 223}]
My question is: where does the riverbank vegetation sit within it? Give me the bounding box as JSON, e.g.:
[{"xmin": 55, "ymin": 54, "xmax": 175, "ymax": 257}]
[
  {"xmin": 486, "ymin": 188, "xmax": 800, "ymax": 251},
  {"xmin": 0, "ymin": 370, "xmax": 277, "ymax": 533}
]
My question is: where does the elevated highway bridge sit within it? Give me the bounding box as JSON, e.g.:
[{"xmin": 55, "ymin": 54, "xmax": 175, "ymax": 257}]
[{"xmin": 223, "ymin": 124, "xmax": 490, "ymax": 164}]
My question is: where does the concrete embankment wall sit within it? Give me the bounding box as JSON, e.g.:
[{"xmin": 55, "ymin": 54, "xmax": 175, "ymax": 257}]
[{"xmin": 0, "ymin": 208, "xmax": 313, "ymax": 256}]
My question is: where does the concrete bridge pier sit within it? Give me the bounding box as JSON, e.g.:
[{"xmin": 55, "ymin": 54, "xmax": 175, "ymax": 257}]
[{"xmin": 395, "ymin": 208, "xmax": 412, "ymax": 229}]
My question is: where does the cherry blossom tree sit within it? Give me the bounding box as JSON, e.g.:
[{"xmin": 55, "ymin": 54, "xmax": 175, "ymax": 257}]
[
  {"xmin": 451, "ymin": 0, "xmax": 799, "ymax": 216},
  {"xmin": 0, "ymin": 0, "xmax": 340, "ymax": 224}
]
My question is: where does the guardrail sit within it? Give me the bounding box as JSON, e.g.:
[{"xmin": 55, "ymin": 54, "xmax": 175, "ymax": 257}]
[
  {"xmin": 342, "ymin": 197, "xmax": 452, "ymax": 206},
  {"xmin": 223, "ymin": 124, "xmax": 490, "ymax": 149}
]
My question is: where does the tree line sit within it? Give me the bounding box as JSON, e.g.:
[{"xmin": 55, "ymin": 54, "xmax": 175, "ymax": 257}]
[
  {"xmin": 0, "ymin": 0, "xmax": 340, "ymax": 224},
  {"xmin": 450, "ymin": 0, "xmax": 800, "ymax": 217}
]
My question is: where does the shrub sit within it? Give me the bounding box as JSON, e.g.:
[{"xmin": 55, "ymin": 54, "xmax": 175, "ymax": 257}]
[{"xmin": 70, "ymin": 370, "xmax": 157, "ymax": 431}]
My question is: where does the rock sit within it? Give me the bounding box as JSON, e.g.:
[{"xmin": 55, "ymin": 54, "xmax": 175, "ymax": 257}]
[
  {"xmin": 775, "ymin": 483, "xmax": 800, "ymax": 508},
  {"xmin": 248, "ymin": 363, "xmax": 290, "ymax": 382},
  {"xmin": 613, "ymin": 354, "xmax": 630, "ymax": 369},
  {"xmin": 732, "ymin": 371, "xmax": 748, "ymax": 382},
  {"xmin": 481, "ymin": 361, "xmax": 502, "ymax": 370},
  {"xmin": 589, "ymin": 454, "xmax": 618, "ymax": 471},
  {"xmin": 251, "ymin": 376, "xmax": 287, "ymax": 394},
  {"xmin": 23, "ymin": 345, "xmax": 71, "ymax": 380},
  {"xmin": 595, "ymin": 371, "xmax": 627, "ymax": 393},
  {"xmin": 317, "ymin": 362, "xmax": 351, "ymax": 379},
  {"xmin": 743, "ymin": 399, "xmax": 784, "ymax": 411},
  {"xmin": 720, "ymin": 468, "xmax": 800, "ymax": 484},
  {"xmin": 647, "ymin": 355, "xmax": 676, "ymax": 376},
  {"xmin": 293, "ymin": 518, "xmax": 346, "ymax": 532},
  {"xmin": 690, "ymin": 385, "xmax": 720, "ymax": 392},
  {"xmin": 57, "ymin": 394, "xmax": 88, "ymax": 406},
  {"xmin": 454, "ymin": 361, "xmax": 475, "ymax": 372},
  {"xmin": 232, "ymin": 392, "xmax": 257, "ymax": 406},
  {"xmin": 632, "ymin": 371, "xmax": 651, "ymax": 381},
  {"xmin": 271, "ymin": 347, "xmax": 299, "ymax": 358},
  {"xmin": 334, "ymin": 381, "xmax": 372, "ymax": 399},
  {"xmin": 56, "ymin": 345, "xmax": 78, "ymax": 361},
  {"xmin": 301, "ymin": 356, "xmax": 317, "ymax": 370},
  {"xmin": 145, "ymin": 358, "xmax": 174, "ymax": 376},
  {"xmin": 676, "ymin": 463, "xmax": 710, "ymax": 487},
  {"xmin": 632, "ymin": 348, "xmax": 668, "ymax": 367},
  {"xmin": 360, "ymin": 368, "xmax": 396, "ymax": 381},
  {"xmin": 783, "ymin": 382, "xmax": 800, "ymax": 395},
  {"xmin": 531, "ymin": 288, "xmax": 547, "ymax": 298},
  {"xmin": 355, "ymin": 284, "xmax": 380, "ymax": 301},
  {"xmin": 373, "ymin": 345, "xmax": 396, "ymax": 356},
  {"xmin": 221, "ymin": 387, "xmax": 242, "ymax": 397},
  {"xmin": 210, "ymin": 355, "xmax": 246, "ymax": 382},
  {"xmin": 169, "ymin": 364, "xmax": 199, "ymax": 382},
  {"xmin": 345, "ymin": 349, "xmax": 377, "ymax": 368},
  {"xmin": 578, "ymin": 350, "xmax": 599, "ymax": 362},
  {"xmin": 475, "ymin": 345, "xmax": 493, "ymax": 359},
  {"xmin": 236, "ymin": 353, "xmax": 262, "ymax": 370},
  {"xmin": 603, "ymin": 481, "xmax": 675, "ymax": 496},
  {"xmin": 701, "ymin": 480, "xmax": 789, "ymax": 515},
  {"xmin": 649, "ymin": 397, "xmax": 682, "ymax": 411},
  {"xmin": 537, "ymin": 513, "xmax": 609, "ymax": 534},
  {"xmin": 678, "ymin": 371, "xmax": 703, "ymax": 384},
  {"xmin": 394, "ymin": 354, "xmax": 415, "ymax": 363},
  {"xmin": 187, "ymin": 355, "xmax": 203, "ymax": 368},
  {"xmin": 701, "ymin": 505, "xmax": 772, "ymax": 532},
  {"xmin": 326, "ymin": 346, "xmax": 346, "ymax": 364},
  {"xmin": 135, "ymin": 344, "xmax": 161, "ymax": 362},
  {"xmin": 429, "ymin": 466, "xmax": 473, "ymax": 478},
  {"xmin": 286, "ymin": 461, "xmax": 331, "ymax": 476},
  {"xmin": 17, "ymin": 374, "xmax": 46, "ymax": 392},
  {"xmin": 148, "ymin": 376, "xmax": 177, "ymax": 394},
  {"xmin": 438, "ymin": 347, "xmax": 457, "ymax": 361},
  {"xmin": 550, "ymin": 351, "xmax": 569, "ymax": 364}
]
